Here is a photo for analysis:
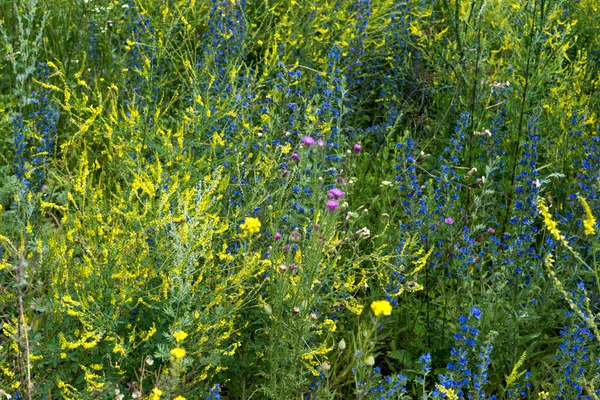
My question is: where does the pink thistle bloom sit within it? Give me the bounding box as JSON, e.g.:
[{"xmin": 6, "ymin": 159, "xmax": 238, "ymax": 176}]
[
  {"xmin": 291, "ymin": 153, "xmax": 299, "ymax": 161},
  {"xmin": 487, "ymin": 227, "xmax": 495, "ymax": 233},
  {"xmin": 275, "ymin": 232, "xmax": 282, "ymax": 239},
  {"xmin": 301, "ymin": 136, "xmax": 316, "ymax": 146},
  {"xmin": 444, "ymin": 217, "xmax": 454, "ymax": 225},
  {"xmin": 353, "ymin": 143, "xmax": 362, "ymax": 152},
  {"xmin": 326, "ymin": 200, "xmax": 339, "ymax": 211},
  {"xmin": 328, "ymin": 188, "xmax": 344, "ymax": 199},
  {"xmin": 317, "ymin": 139, "xmax": 325, "ymax": 146}
]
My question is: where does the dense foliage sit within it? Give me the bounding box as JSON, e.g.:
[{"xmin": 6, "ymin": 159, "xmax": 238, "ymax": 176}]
[{"xmin": 0, "ymin": 0, "xmax": 599, "ymax": 399}]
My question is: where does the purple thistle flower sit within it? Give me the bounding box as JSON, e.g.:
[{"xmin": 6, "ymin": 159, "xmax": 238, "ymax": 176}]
[
  {"xmin": 317, "ymin": 139, "xmax": 325, "ymax": 146},
  {"xmin": 326, "ymin": 200, "xmax": 339, "ymax": 211},
  {"xmin": 353, "ymin": 143, "xmax": 362, "ymax": 152},
  {"xmin": 328, "ymin": 187, "xmax": 344, "ymax": 199},
  {"xmin": 301, "ymin": 136, "xmax": 316, "ymax": 146},
  {"xmin": 291, "ymin": 153, "xmax": 299, "ymax": 161},
  {"xmin": 444, "ymin": 217, "xmax": 454, "ymax": 225},
  {"xmin": 275, "ymin": 232, "xmax": 282, "ymax": 240}
]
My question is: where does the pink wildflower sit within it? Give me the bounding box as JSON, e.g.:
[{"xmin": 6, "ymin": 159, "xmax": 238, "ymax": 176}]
[
  {"xmin": 326, "ymin": 200, "xmax": 339, "ymax": 211},
  {"xmin": 328, "ymin": 188, "xmax": 344, "ymax": 199},
  {"xmin": 301, "ymin": 136, "xmax": 316, "ymax": 146}
]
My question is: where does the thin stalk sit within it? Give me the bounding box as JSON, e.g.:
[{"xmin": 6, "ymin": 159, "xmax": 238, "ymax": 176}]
[
  {"xmin": 500, "ymin": 0, "xmax": 538, "ymax": 241},
  {"xmin": 17, "ymin": 249, "xmax": 33, "ymax": 400},
  {"xmin": 465, "ymin": 5, "xmax": 483, "ymax": 225}
]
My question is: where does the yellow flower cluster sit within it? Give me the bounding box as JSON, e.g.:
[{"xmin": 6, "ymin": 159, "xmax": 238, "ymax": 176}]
[
  {"xmin": 578, "ymin": 196, "xmax": 597, "ymax": 235},
  {"xmin": 370, "ymin": 300, "xmax": 392, "ymax": 316},
  {"xmin": 538, "ymin": 199, "xmax": 570, "ymax": 248},
  {"xmin": 170, "ymin": 347, "xmax": 186, "ymax": 359},
  {"xmin": 240, "ymin": 217, "xmax": 261, "ymax": 234},
  {"xmin": 506, "ymin": 351, "xmax": 527, "ymax": 386},
  {"xmin": 436, "ymin": 384, "xmax": 458, "ymax": 400},
  {"xmin": 173, "ymin": 330, "xmax": 188, "ymax": 343},
  {"xmin": 150, "ymin": 388, "xmax": 163, "ymax": 400}
]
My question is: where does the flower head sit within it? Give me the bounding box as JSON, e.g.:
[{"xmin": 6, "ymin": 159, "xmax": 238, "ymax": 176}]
[
  {"xmin": 170, "ymin": 348, "xmax": 186, "ymax": 359},
  {"xmin": 150, "ymin": 388, "xmax": 163, "ymax": 400},
  {"xmin": 470, "ymin": 306, "xmax": 482, "ymax": 320},
  {"xmin": 173, "ymin": 330, "xmax": 188, "ymax": 343},
  {"xmin": 370, "ymin": 300, "xmax": 392, "ymax": 316},
  {"xmin": 326, "ymin": 200, "xmax": 339, "ymax": 211},
  {"xmin": 291, "ymin": 153, "xmax": 300, "ymax": 161},
  {"xmin": 353, "ymin": 143, "xmax": 362, "ymax": 152},
  {"xmin": 328, "ymin": 187, "xmax": 344, "ymax": 199},
  {"xmin": 444, "ymin": 217, "xmax": 454, "ymax": 225},
  {"xmin": 301, "ymin": 136, "xmax": 316, "ymax": 146},
  {"xmin": 240, "ymin": 217, "xmax": 261, "ymax": 234},
  {"xmin": 579, "ymin": 196, "xmax": 597, "ymax": 235}
]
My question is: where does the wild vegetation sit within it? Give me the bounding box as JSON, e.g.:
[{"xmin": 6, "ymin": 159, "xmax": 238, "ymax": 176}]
[{"xmin": 0, "ymin": 0, "xmax": 599, "ymax": 398}]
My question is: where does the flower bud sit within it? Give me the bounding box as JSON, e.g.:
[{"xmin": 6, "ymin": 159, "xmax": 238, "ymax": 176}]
[
  {"xmin": 338, "ymin": 338, "xmax": 346, "ymax": 350},
  {"xmin": 263, "ymin": 303, "xmax": 273, "ymax": 315}
]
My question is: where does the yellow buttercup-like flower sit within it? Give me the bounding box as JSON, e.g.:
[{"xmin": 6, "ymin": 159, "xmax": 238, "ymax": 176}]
[
  {"xmin": 370, "ymin": 300, "xmax": 393, "ymax": 316},
  {"xmin": 240, "ymin": 217, "xmax": 261, "ymax": 234},
  {"xmin": 173, "ymin": 330, "xmax": 188, "ymax": 343},
  {"xmin": 170, "ymin": 347, "xmax": 186, "ymax": 359},
  {"xmin": 150, "ymin": 388, "xmax": 163, "ymax": 400}
]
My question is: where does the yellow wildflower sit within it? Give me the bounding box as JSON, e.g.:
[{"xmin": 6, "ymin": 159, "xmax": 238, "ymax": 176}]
[
  {"xmin": 370, "ymin": 300, "xmax": 393, "ymax": 316},
  {"xmin": 173, "ymin": 396, "xmax": 186, "ymax": 400},
  {"xmin": 173, "ymin": 330, "xmax": 188, "ymax": 343},
  {"xmin": 150, "ymin": 388, "xmax": 163, "ymax": 400},
  {"xmin": 240, "ymin": 217, "xmax": 261, "ymax": 234},
  {"xmin": 436, "ymin": 384, "xmax": 458, "ymax": 400},
  {"xmin": 538, "ymin": 198, "xmax": 570, "ymax": 248},
  {"xmin": 579, "ymin": 196, "xmax": 596, "ymax": 235},
  {"xmin": 538, "ymin": 199, "xmax": 563, "ymax": 241},
  {"xmin": 506, "ymin": 351, "xmax": 527, "ymax": 386},
  {"xmin": 170, "ymin": 347, "xmax": 186, "ymax": 359}
]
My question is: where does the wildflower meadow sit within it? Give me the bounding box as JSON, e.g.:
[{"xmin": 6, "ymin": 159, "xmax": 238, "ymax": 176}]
[{"xmin": 1, "ymin": 0, "xmax": 599, "ymax": 398}]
